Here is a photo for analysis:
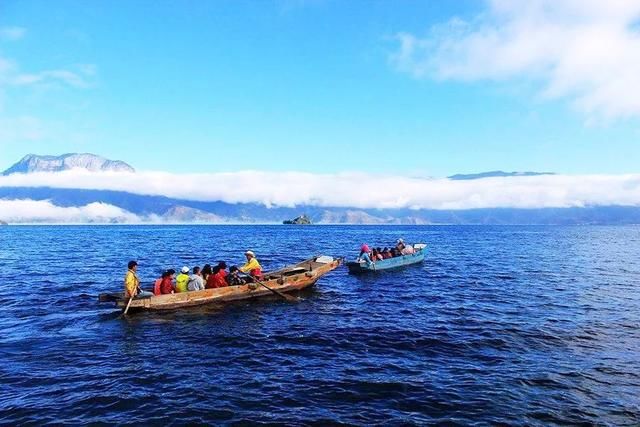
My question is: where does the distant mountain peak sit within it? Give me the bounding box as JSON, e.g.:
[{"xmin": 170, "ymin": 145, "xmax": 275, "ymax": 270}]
[
  {"xmin": 447, "ymin": 171, "xmax": 555, "ymax": 180},
  {"xmin": 2, "ymin": 153, "xmax": 135, "ymax": 175},
  {"xmin": 162, "ymin": 205, "xmax": 226, "ymax": 223}
]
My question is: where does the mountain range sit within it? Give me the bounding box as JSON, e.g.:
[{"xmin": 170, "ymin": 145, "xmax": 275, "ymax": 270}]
[
  {"xmin": 447, "ymin": 171, "xmax": 554, "ymax": 180},
  {"xmin": 2, "ymin": 153, "xmax": 134, "ymax": 175},
  {"xmin": 0, "ymin": 155, "xmax": 551, "ymax": 181},
  {"xmin": 1, "ymin": 153, "xmax": 638, "ymax": 224}
]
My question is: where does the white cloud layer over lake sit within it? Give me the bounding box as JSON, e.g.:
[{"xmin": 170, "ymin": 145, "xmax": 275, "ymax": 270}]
[
  {"xmin": 1, "ymin": 169, "xmax": 640, "ymax": 211},
  {"xmin": 391, "ymin": 0, "xmax": 640, "ymax": 120},
  {"xmin": 0, "ymin": 199, "xmax": 144, "ymax": 223}
]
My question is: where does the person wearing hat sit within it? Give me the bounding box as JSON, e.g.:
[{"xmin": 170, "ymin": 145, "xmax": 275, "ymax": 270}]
[
  {"xmin": 124, "ymin": 260, "xmax": 153, "ymax": 298},
  {"xmin": 239, "ymin": 250, "xmax": 262, "ymax": 280},
  {"xmin": 175, "ymin": 266, "xmax": 190, "ymax": 293},
  {"xmin": 357, "ymin": 244, "xmax": 373, "ymax": 266}
]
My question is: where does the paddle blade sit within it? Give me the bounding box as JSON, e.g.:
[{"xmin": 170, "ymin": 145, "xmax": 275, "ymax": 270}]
[{"xmin": 283, "ymin": 293, "xmax": 299, "ymax": 302}]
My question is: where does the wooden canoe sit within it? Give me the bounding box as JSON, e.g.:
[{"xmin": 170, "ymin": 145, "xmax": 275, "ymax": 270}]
[
  {"xmin": 346, "ymin": 244, "xmax": 426, "ymax": 274},
  {"xmin": 99, "ymin": 255, "xmax": 342, "ymax": 312}
]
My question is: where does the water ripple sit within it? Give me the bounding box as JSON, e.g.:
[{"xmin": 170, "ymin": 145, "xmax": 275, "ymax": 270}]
[{"xmin": 0, "ymin": 225, "xmax": 639, "ymax": 424}]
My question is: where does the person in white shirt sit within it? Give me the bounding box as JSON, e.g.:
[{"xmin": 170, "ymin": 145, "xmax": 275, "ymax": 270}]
[
  {"xmin": 396, "ymin": 238, "xmax": 415, "ymax": 255},
  {"xmin": 187, "ymin": 266, "xmax": 205, "ymax": 291}
]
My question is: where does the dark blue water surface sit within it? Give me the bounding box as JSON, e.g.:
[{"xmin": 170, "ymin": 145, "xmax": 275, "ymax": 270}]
[{"xmin": 1, "ymin": 225, "xmax": 639, "ymax": 425}]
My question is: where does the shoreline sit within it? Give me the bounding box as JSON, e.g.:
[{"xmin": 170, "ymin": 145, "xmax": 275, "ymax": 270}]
[{"xmin": 1, "ymin": 222, "xmax": 637, "ymax": 226}]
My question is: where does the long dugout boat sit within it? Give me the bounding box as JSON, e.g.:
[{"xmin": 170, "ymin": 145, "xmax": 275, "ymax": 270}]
[{"xmin": 99, "ymin": 255, "xmax": 341, "ymax": 312}]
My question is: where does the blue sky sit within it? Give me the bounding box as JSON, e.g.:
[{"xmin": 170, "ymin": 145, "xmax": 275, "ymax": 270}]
[{"xmin": 1, "ymin": 0, "xmax": 639, "ymax": 176}]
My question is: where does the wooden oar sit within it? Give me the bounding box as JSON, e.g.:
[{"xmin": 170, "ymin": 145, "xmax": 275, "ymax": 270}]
[
  {"xmin": 122, "ymin": 284, "xmax": 145, "ymax": 316},
  {"xmin": 241, "ymin": 272, "xmax": 298, "ymax": 302},
  {"xmin": 122, "ymin": 295, "xmax": 134, "ymax": 316}
]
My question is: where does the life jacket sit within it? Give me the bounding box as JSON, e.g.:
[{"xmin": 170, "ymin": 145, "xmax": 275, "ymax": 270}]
[
  {"xmin": 153, "ymin": 278, "xmax": 162, "ymax": 296},
  {"xmin": 175, "ymin": 273, "xmax": 189, "ymax": 293}
]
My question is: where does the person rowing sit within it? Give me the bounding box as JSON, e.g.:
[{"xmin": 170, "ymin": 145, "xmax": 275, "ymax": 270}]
[
  {"xmin": 239, "ymin": 250, "xmax": 262, "ymax": 281},
  {"xmin": 124, "ymin": 260, "xmax": 153, "ymax": 299}
]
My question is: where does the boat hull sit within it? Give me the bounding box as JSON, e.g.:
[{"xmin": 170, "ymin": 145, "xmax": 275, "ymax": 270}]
[
  {"xmin": 100, "ymin": 256, "xmax": 341, "ymax": 312},
  {"xmin": 346, "ymin": 249, "xmax": 425, "ymax": 274}
]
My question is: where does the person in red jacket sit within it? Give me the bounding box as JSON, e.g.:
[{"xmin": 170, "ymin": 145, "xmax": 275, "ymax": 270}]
[
  {"xmin": 153, "ymin": 277, "xmax": 162, "ymax": 296},
  {"xmin": 159, "ymin": 269, "xmax": 176, "ymax": 294},
  {"xmin": 208, "ymin": 262, "xmax": 228, "ymax": 288}
]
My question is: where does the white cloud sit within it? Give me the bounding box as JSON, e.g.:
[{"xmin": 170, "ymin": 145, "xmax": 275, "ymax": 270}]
[
  {"xmin": 0, "ymin": 26, "xmax": 26, "ymax": 41},
  {"xmin": 1, "ymin": 169, "xmax": 640, "ymax": 210},
  {"xmin": 0, "ymin": 49, "xmax": 95, "ymax": 145},
  {"xmin": 0, "ymin": 52, "xmax": 95, "ymax": 89},
  {"xmin": 0, "ymin": 199, "xmax": 143, "ymax": 223},
  {"xmin": 390, "ymin": 0, "xmax": 640, "ymax": 120},
  {"xmin": 0, "ymin": 25, "xmax": 92, "ymax": 90},
  {"xmin": 8, "ymin": 67, "xmax": 93, "ymax": 89}
]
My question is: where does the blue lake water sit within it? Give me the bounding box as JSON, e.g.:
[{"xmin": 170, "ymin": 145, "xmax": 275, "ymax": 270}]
[{"xmin": 0, "ymin": 225, "xmax": 639, "ymax": 425}]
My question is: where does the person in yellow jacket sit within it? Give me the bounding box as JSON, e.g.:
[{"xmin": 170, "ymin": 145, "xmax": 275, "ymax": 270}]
[
  {"xmin": 239, "ymin": 250, "xmax": 262, "ymax": 279},
  {"xmin": 124, "ymin": 260, "xmax": 153, "ymax": 298},
  {"xmin": 175, "ymin": 266, "xmax": 190, "ymax": 293}
]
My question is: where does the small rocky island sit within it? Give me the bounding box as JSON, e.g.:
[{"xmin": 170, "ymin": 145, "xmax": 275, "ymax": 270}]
[
  {"xmin": 0, "ymin": 220, "xmax": 8, "ymax": 225},
  {"xmin": 283, "ymin": 214, "xmax": 312, "ymax": 225}
]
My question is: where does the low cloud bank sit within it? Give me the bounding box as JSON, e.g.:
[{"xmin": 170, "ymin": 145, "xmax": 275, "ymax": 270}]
[
  {"xmin": 1, "ymin": 169, "xmax": 640, "ymax": 210},
  {"xmin": 0, "ymin": 199, "xmax": 144, "ymax": 223}
]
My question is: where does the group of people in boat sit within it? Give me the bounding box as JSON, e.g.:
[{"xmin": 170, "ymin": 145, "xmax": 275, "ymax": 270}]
[
  {"xmin": 124, "ymin": 250, "xmax": 263, "ymax": 298},
  {"xmin": 357, "ymin": 238, "xmax": 415, "ymax": 265}
]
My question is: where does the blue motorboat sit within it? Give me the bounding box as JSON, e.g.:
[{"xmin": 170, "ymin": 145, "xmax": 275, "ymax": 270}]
[{"xmin": 346, "ymin": 244, "xmax": 427, "ymax": 274}]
